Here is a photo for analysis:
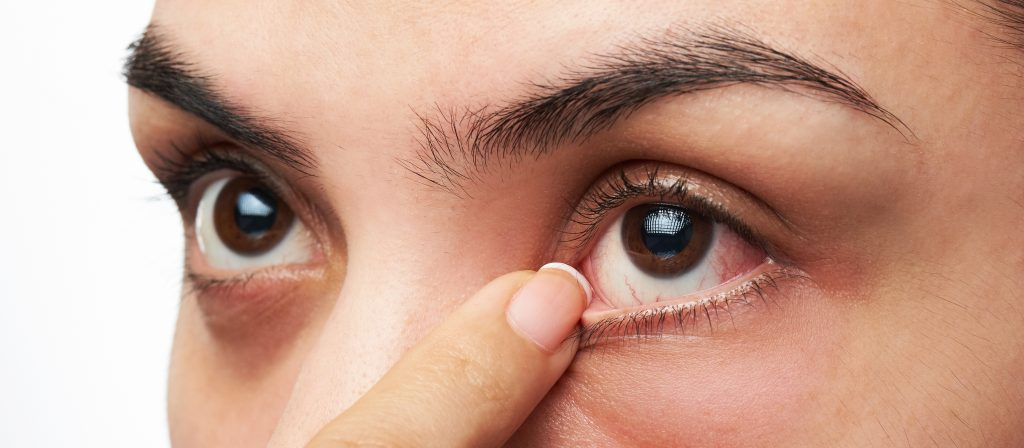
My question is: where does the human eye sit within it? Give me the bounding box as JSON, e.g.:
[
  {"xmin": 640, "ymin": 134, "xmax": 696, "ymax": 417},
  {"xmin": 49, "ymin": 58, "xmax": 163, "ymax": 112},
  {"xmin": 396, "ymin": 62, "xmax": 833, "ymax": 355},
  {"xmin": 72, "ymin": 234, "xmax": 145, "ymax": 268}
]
[
  {"xmin": 565, "ymin": 162, "xmax": 805, "ymax": 347},
  {"xmin": 154, "ymin": 146, "xmax": 330, "ymax": 335},
  {"xmin": 160, "ymin": 148, "xmax": 321, "ymax": 273}
]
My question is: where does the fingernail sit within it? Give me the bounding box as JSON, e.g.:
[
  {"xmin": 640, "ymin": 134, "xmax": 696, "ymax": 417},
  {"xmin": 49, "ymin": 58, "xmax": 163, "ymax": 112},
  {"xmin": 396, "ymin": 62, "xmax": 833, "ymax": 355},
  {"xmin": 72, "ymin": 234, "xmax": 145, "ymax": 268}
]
[{"xmin": 507, "ymin": 263, "xmax": 593, "ymax": 352}]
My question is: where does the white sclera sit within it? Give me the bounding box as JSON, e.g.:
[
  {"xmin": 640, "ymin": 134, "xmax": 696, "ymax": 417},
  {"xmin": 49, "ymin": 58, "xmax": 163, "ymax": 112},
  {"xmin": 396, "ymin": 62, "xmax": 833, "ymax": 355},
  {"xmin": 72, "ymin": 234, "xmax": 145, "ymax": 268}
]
[{"xmin": 195, "ymin": 177, "xmax": 314, "ymax": 270}]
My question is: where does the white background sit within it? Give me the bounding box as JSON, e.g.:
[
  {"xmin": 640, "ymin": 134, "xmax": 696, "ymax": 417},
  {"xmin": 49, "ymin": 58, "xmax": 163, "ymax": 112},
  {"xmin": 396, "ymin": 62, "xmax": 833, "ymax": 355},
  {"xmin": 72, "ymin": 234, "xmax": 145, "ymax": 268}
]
[{"xmin": 0, "ymin": 1, "xmax": 178, "ymax": 446}]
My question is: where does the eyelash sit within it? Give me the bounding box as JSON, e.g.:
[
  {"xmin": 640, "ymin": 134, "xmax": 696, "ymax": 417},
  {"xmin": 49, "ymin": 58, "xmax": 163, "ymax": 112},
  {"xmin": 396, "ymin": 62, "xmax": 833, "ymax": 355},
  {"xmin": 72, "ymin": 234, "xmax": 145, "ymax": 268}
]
[
  {"xmin": 572, "ymin": 267, "xmax": 808, "ymax": 349},
  {"xmin": 153, "ymin": 143, "xmax": 267, "ymax": 206}
]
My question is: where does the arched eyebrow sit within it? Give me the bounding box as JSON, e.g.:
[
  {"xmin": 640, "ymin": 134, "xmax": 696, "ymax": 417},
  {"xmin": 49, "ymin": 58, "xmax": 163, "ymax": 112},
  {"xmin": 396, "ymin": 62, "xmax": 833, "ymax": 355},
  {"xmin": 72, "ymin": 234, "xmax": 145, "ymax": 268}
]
[
  {"xmin": 406, "ymin": 26, "xmax": 913, "ymax": 195},
  {"xmin": 124, "ymin": 27, "xmax": 317, "ymax": 175}
]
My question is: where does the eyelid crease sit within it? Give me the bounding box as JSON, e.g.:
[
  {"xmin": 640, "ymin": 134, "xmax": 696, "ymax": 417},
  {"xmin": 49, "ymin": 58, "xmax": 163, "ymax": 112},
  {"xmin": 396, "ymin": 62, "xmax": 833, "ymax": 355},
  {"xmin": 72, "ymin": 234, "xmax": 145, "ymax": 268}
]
[{"xmin": 570, "ymin": 265, "xmax": 810, "ymax": 349}]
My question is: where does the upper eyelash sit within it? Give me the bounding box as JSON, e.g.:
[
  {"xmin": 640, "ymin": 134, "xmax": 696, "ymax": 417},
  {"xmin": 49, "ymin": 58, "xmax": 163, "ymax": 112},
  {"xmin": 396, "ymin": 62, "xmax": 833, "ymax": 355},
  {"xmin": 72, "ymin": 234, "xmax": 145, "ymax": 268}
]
[
  {"xmin": 561, "ymin": 163, "xmax": 769, "ymax": 253},
  {"xmin": 153, "ymin": 143, "xmax": 264, "ymax": 205}
]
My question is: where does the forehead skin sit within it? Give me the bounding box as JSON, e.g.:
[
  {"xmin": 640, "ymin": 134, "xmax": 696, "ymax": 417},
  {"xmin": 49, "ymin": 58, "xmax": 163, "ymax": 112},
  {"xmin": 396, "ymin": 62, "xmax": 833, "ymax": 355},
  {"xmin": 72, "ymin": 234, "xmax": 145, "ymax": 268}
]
[{"xmin": 134, "ymin": 1, "xmax": 1024, "ymax": 447}]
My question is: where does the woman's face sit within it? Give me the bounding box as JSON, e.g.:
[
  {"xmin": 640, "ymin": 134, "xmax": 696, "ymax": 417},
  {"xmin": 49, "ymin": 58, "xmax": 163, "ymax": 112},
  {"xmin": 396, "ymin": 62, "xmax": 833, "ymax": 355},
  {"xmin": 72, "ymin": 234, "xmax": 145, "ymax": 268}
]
[{"xmin": 129, "ymin": 1, "xmax": 1024, "ymax": 446}]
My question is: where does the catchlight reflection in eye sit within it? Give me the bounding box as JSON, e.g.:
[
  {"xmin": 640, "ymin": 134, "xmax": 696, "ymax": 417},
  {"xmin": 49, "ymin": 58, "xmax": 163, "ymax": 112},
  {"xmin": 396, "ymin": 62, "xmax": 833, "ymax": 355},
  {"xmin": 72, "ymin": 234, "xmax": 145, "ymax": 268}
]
[
  {"xmin": 195, "ymin": 176, "xmax": 314, "ymax": 270},
  {"xmin": 584, "ymin": 203, "xmax": 766, "ymax": 310}
]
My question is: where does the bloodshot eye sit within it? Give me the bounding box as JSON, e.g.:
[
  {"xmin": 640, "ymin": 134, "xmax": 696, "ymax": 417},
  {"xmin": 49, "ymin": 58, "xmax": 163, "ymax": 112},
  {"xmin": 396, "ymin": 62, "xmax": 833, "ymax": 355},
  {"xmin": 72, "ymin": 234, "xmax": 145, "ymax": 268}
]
[
  {"xmin": 195, "ymin": 175, "xmax": 315, "ymax": 270},
  {"xmin": 583, "ymin": 203, "xmax": 768, "ymax": 310}
]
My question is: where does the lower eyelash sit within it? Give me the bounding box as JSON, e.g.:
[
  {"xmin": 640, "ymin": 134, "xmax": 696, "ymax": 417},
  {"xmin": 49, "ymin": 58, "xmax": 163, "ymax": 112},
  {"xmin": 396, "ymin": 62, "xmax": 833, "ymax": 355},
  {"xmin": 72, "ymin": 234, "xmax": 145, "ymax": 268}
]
[
  {"xmin": 572, "ymin": 265, "xmax": 810, "ymax": 349},
  {"xmin": 186, "ymin": 270, "xmax": 258, "ymax": 297}
]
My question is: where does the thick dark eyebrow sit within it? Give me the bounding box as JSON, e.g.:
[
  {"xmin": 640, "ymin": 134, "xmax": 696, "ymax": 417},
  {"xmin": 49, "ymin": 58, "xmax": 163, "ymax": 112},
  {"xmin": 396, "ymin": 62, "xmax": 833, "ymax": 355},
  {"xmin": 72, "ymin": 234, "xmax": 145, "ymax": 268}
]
[
  {"xmin": 406, "ymin": 26, "xmax": 912, "ymax": 195},
  {"xmin": 123, "ymin": 27, "xmax": 316, "ymax": 175}
]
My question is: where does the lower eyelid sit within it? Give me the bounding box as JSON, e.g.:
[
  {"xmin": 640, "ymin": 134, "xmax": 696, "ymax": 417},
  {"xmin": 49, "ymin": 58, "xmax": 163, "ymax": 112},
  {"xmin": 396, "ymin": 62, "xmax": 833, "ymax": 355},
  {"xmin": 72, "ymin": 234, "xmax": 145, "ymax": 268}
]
[{"xmin": 576, "ymin": 263, "xmax": 809, "ymax": 348}]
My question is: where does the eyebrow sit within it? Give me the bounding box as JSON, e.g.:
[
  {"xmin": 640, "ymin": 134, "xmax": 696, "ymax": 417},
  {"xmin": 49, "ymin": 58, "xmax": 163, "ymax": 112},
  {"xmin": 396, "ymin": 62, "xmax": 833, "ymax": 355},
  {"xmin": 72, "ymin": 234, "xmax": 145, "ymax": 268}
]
[
  {"xmin": 406, "ymin": 26, "xmax": 912, "ymax": 195},
  {"xmin": 123, "ymin": 27, "xmax": 317, "ymax": 175}
]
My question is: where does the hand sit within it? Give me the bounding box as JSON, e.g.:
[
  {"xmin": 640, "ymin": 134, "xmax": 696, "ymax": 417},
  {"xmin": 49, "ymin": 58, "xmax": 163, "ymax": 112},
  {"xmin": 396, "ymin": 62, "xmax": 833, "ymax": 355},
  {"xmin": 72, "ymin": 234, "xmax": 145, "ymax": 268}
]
[{"xmin": 306, "ymin": 263, "xmax": 593, "ymax": 448}]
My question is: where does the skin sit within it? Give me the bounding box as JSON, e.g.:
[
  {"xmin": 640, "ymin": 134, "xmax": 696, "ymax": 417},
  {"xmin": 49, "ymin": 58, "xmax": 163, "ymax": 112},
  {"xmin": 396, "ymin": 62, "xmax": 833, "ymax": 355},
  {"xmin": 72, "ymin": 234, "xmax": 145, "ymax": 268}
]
[{"xmin": 129, "ymin": 1, "xmax": 1024, "ymax": 447}]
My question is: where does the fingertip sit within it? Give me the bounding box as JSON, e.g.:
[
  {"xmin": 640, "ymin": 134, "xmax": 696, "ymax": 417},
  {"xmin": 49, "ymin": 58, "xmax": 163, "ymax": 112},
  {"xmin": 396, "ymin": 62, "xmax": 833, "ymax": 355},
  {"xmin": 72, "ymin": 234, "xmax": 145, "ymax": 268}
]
[
  {"xmin": 506, "ymin": 262, "xmax": 592, "ymax": 353},
  {"xmin": 538, "ymin": 262, "xmax": 593, "ymax": 306}
]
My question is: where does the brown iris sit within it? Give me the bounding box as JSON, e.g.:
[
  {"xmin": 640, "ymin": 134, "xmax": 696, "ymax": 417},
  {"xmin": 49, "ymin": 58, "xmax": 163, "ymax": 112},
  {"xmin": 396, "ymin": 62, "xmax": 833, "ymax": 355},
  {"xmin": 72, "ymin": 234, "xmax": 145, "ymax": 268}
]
[
  {"xmin": 621, "ymin": 204, "xmax": 712, "ymax": 277},
  {"xmin": 213, "ymin": 177, "xmax": 294, "ymax": 255}
]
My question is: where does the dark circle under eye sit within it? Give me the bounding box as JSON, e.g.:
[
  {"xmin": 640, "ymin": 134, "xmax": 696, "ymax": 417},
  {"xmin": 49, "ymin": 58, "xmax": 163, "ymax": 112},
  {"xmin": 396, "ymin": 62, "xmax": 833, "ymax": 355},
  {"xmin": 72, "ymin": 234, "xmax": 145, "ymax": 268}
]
[
  {"xmin": 213, "ymin": 176, "xmax": 294, "ymax": 255},
  {"xmin": 621, "ymin": 204, "xmax": 712, "ymax": 277}
]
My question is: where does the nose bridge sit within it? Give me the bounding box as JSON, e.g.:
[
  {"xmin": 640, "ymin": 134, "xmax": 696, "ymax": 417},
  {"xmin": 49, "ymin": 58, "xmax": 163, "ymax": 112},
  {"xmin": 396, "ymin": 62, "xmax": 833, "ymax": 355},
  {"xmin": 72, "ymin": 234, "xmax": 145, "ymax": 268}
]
[{"xmin": 267, "ymin": 119, "xmax": 563, "ymax": 444}]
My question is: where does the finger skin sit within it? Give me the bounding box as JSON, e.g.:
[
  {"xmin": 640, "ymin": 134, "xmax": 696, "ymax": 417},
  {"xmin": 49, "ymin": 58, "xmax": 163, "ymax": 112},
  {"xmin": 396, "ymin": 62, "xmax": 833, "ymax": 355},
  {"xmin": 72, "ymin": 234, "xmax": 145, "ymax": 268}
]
[{"xmin": 306, "ymin": 269, "xmax": 589, "ymax": 448}]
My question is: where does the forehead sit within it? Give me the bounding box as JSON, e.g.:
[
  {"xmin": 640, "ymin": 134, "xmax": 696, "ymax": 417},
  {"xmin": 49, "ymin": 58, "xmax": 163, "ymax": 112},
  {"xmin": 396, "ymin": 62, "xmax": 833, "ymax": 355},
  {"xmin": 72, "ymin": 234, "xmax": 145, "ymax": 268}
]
[{"xmin": 147, "ymin": 1, "xmax": 974, "ymax": 148}]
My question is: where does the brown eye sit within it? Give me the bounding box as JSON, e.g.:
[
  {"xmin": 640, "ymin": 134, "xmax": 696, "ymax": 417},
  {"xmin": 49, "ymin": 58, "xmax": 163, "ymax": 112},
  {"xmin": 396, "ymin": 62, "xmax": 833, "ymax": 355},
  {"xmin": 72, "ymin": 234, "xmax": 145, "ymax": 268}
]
[
  {"xmin": 621, "ymin": 204, "xmax": 712, "ymax": 277},
  {"xmin": 212, "ymin": 176, "xmax": 294, "ymax": 255}
]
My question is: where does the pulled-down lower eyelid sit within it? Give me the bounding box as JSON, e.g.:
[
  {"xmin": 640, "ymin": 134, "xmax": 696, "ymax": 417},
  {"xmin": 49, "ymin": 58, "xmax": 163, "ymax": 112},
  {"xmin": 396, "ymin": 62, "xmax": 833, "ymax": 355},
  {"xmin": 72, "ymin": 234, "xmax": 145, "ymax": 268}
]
[{"xmin": 573, "ymin": 265, "xmax": 810, "ymax": 349}]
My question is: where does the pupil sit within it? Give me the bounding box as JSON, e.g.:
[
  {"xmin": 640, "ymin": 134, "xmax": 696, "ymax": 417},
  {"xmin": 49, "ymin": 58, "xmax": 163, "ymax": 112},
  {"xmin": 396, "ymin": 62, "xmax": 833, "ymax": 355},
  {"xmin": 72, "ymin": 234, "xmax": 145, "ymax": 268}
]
[
  {"xmin": 641, "ymin": 206, "xmax": 693, "ymax": 258},
  {"xmin": 234, "ymin": 188, "xmax": 278, "ymax": 237}
]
